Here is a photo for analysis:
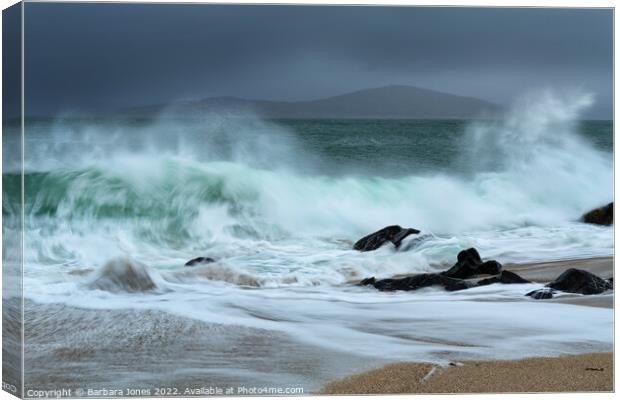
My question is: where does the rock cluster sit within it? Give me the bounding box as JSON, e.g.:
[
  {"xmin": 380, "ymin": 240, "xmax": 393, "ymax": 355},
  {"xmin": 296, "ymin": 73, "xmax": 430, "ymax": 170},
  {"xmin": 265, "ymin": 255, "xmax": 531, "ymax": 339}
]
[
  {"xmin": 359, "ymin": 246, "xmax": 522, "ymax": 292},
  {"xmin": 355, "ymin": 226, "xmax": 612, "ymax": 300}
]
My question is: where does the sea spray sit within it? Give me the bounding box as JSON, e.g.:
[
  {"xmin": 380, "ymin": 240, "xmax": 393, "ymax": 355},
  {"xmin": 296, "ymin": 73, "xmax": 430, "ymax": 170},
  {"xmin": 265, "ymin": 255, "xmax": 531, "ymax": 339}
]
[
  {"xmin": 461, "ymin": 89, "xmax": 612, "ymax": 224},
  {"xmin": 8, "ymin": 90, "xmax": 612, "ymax": 294}
]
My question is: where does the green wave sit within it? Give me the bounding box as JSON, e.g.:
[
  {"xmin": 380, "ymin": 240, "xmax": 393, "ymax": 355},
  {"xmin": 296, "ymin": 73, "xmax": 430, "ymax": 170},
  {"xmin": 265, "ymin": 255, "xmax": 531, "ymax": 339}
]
[{"xmin": 3, "ymin": 164, "xmax": 257, "ymax": 220}]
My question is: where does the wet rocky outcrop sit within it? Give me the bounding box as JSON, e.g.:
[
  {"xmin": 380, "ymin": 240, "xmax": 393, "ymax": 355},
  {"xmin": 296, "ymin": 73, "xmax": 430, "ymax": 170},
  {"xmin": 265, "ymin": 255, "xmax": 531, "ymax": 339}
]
[
  {"xmin": 359, "ymin": 243, "xmax": 613, "ymax": 299},
  {"xmin": 370, "ymin": 273, "xmax": 475, "ymax": 292},
  {"xmin": 353, "ymin": 225, "xmax": 420, "ymax": 252},
  {"xmin": 360, "ymin": 247, "xmax": 523, "ymax": 293},
  {"xmin": 546, "ymin": 268, "xmax": 612, "ymax": 295},
  {"xmin": 525, "ymin": 268, "xmax": 612, "ymax": 300},
  {"xmin": 581, "ymin": 202, "xmax": 613, "ymax": 225}
]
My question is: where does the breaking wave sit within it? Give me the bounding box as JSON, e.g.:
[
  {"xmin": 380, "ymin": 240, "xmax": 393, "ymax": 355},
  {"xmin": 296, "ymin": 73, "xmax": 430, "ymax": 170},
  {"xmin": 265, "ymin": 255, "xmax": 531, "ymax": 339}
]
[{"xmin": 4, "ymin": 90, "xmax": 612, "ymax": 290}]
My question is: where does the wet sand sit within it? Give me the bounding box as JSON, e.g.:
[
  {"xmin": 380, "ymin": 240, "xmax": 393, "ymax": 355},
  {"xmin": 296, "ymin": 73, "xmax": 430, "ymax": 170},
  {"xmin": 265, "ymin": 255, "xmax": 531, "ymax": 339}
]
[
  {"xmin": 322, "ymin": 352, "xmax": 613, "ymax": 394},
  {"xmin": 507, "ymin": 256, "xmax": 613, "ymax": 283},
  {"xmin": 20, "ymin": 300, "xmax": 380, "ymax": 395}
]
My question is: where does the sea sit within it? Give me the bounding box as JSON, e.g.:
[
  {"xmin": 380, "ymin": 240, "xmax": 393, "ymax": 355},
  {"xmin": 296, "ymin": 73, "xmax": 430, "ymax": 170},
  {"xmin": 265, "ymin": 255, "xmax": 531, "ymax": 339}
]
[{"xmin": 2, "ymin": 92, "xmax": 614, "ymax": 392}]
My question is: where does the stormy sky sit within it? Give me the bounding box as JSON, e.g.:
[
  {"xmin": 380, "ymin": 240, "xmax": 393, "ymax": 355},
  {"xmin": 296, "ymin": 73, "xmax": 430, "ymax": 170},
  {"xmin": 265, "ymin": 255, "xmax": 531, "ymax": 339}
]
[{"xmin": 21, "ymin": 3, "xmax": 613, "ymax": 118}]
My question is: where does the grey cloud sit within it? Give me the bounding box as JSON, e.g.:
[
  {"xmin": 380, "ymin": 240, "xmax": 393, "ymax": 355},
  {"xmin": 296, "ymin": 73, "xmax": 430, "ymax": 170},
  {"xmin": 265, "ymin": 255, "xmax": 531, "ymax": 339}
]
[{"xmin": 23, "ymin": 4, "xmax": 612, "ymax": 118}]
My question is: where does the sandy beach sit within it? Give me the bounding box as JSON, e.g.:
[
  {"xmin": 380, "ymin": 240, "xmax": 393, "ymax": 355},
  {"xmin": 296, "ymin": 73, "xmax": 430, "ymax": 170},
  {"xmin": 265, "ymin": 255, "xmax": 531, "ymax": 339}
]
[{"xmin": 322, "ymin": 353, "xmax": 613, "ymax": 394}]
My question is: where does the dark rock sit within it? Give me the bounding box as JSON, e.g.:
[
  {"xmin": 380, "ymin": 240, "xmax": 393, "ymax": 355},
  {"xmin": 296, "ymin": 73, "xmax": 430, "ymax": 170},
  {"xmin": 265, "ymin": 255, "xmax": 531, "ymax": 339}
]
[
  {"xmin": 353, "ymin": 225, "xmax": 420, "ymax": 252},
  {"xmin": 526, "ymin": 288, "xmax": 555, "ymax": 300},
  {"xmin": 359, "ymin": 277, "xmax": 376, "ymax": 286},
  {"xmin": 476, "ymin": 270, "xmax": 531, "ymax": 287},
  {"xmin": 458, "ymin": 247, "xmax": 482, "ymax": 264},
  {"xmin": 546, "ymin": 268, "xmax": 612, "ymax": 295},
  {"xmin": 525, "ymin": 269, "xmax": 612, "ymax": 299},
  {"xmin": 441, "ymin": 248, "xmax": 502, "ymax": 279},
  {"xmin": 581, "ymin": 202, "xmax": 613, "ymax": 226},
  {"xmin": 497, "ymin": 270, "xmax": 531, "ymax": 284},
  {"xmin": 607, "ymin": 277, "xmax": 613, "ymax": 286},
  {"xmin": 477, "ymin": 260, "xmax": 503, "ymax": 276},
  {"xmin": 185, "ymin": 257, "xmax": 216, "ymax": 267},
  {"xmin": 373, "ymin": 273, "xmax": 474, "ymax": 292},
  {"xmin": 440, "ymin": 248, "xmax": 481, "ymax": 278}
]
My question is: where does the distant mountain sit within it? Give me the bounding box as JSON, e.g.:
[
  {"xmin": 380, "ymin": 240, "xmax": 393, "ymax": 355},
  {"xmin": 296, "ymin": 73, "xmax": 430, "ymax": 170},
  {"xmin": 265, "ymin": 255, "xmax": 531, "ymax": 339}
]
[{"xmin": 127, "ymin": 85, "xmax": 500, "ymax": 119}]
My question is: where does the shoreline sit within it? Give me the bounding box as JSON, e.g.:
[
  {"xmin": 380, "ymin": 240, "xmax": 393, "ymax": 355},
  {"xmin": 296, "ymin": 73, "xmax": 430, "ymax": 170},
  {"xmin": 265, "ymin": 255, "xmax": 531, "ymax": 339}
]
[
  {"xmin": 323, "ymin": 255, "xmax": 614, "ymax": 394},
  {"xmin": 18, "ymin": 255, "xmax": 613, "ymax": 395},
  {"xmin": 321, "ymin": 352, "xmax": 614, "ymax": 394}
]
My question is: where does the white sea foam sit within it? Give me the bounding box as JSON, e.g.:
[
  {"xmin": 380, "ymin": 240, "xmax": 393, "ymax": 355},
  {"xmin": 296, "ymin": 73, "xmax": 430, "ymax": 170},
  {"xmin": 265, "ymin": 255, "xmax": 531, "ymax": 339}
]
[
  {"xmin": 25, "ymin": 276, "xmax": 613, "ymax": 362},
  {"xmin": 15, "ymin": 90, "xmax": 613, "ymax": 361}
]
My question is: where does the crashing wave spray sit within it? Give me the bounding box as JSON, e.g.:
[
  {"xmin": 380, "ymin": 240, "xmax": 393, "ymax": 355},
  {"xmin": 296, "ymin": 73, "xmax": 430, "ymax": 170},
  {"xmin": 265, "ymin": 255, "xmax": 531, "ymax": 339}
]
[
  {"xmin": 11, "ymin": 90, "xmax": 613, "ymax": 285},
  {"xmin": 454, "ymin": 89, "xmax": 612, "ymax": 228}
]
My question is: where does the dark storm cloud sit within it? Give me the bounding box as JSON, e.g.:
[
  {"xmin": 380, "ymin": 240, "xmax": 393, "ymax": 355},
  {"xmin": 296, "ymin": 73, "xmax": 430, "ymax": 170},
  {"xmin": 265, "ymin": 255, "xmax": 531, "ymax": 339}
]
[{"xmin": 23, "ymin": 3, "xmax": 612, "ymax": 118}]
